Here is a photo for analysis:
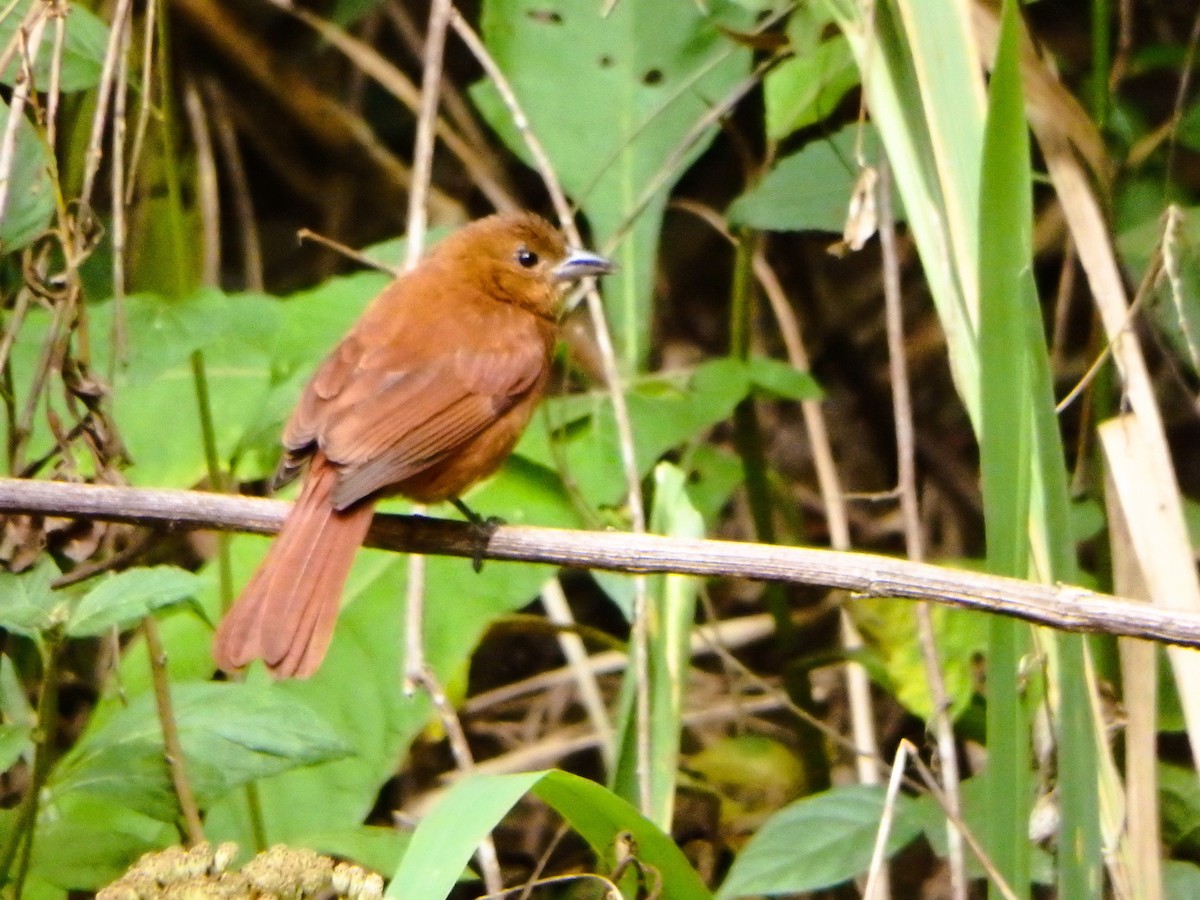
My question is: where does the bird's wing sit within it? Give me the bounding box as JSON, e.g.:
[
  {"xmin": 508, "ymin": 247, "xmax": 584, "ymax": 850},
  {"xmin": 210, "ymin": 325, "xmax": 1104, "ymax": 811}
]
[{"xmin": 290, "ymin": 326, "xmax": 548, "ymax": 510}]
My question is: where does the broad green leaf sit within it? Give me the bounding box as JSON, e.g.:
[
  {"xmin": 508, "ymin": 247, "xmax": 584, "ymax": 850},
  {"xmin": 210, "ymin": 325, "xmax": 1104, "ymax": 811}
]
[
  {"xmin": 0, "ymin": 1, "xmax": 109, "ymax": 91},
  {"xmin": 729, "ymin": 126, "xmax": 880, "ymax": 233},
  {"xmin": 0, "ymin": 100, "xmax": 54, "ymax": 252},
  {"xmin": 0, "ymin": 653, "xmax": 34, "ymax": 772},
  {"xmin": 716, "ymin": 784, "xmax": 921, "ymax": 898},
  {"xmin": 388, "ymin": 770, "xmax": 711, "ymax": 900},
  {"xmin": 51, "ymin": 682, "xmax": 350, "ymax": 820},
  {"xmin": 681, "ymin": 444, "xmax": 744, "ymax": 527},
  {"xmin": 66, "ymin": 566, "xmax": 203, "ymax": 637},
  {"xmin": 474, "ymin": 0, "xmax": 752, "ymax": 371}
]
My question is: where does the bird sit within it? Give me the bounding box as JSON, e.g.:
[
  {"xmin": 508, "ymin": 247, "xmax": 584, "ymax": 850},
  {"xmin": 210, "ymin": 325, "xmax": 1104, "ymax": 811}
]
[{"xmin": 212, "ymin": 212, "xmax": 612, "ymax": 678}]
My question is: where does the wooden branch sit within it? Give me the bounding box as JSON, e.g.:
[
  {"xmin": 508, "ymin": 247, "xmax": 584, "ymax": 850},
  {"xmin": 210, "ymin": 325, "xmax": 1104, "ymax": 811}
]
[{"xmin": 2, "ymin": 477, "xmax": 1197, "ymax": 648}]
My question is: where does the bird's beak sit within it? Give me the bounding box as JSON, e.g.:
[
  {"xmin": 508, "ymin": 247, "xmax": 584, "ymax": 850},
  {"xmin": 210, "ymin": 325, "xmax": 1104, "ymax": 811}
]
[{"xmin": 553, "ymin": 248, "xmax": 613, "ymax": 283}]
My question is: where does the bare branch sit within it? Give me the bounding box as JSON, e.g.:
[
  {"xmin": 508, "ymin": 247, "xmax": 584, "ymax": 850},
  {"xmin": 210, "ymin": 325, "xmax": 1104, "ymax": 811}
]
[{"xmin": 2, "ymin": 478, "xmax": 1198, "ymax": 649}]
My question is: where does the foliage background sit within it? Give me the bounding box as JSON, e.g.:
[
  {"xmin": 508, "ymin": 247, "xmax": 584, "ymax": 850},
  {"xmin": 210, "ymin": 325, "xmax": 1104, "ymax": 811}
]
[{"xmin": 2, "ymin": 0, "xmax": 1200, "ymax": 897}]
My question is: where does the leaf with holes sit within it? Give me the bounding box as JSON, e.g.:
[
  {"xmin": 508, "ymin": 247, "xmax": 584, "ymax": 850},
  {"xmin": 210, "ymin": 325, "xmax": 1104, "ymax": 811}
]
[{"xmin": 473, "ymin": 0, "xmax": 752, "ymax": 372}]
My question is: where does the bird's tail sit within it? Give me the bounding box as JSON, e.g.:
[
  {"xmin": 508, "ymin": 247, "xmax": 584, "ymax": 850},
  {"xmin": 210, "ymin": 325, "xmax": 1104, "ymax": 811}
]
[{"xmin": 212, "ymin": 452, "xmax": 374, "ymax": 678}]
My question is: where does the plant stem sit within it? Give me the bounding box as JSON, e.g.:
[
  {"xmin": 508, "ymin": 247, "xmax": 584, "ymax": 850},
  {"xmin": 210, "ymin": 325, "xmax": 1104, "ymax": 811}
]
[{"xmin": 0, "ymin": 637, "xmax": 63, "ymax": 895}]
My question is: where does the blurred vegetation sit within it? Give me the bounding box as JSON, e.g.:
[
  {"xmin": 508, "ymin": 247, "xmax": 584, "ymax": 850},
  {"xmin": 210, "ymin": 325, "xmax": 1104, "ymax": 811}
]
[{"xmin": 1, "ymin": 0, "xmax": 1200, "ymax": 897}]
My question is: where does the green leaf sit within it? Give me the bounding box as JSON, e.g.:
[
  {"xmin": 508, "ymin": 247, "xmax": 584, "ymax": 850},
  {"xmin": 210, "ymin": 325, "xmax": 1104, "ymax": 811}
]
[
  {"xmin": 1165, "ymin": 860, "xmax": 1200, "ymax": 900},
  {"xmin": 0, "ymin": 722, "xmax": 30, "ymax": 774},
  {"xmin": 764, "ymin": 33, "xmax": 858, "ymax": 140},
  {"xmin": 388, "ymin": 770, "xmax": 712, "ymax": 900},
  {"xmin": 474, "ymin": 0, "xmax": 752, "ymax": 370},
  {"xmin": 0, "ymin": 653, "xmax": 35, "ymax": 771},
  {"xmin": 516, "ymin": 357, "xmax": 753, "ymax": 511},
  {"xmin": 1160, "ymin": 762, "xmax": 1200, "ymax": 853},
  {"xmin": 716, "ymin": 784, "xmax": 921, "ymax": 897},
  {"xmin": 0, "ymin": 563, "xmax": 61, "ymax": 636},
  {"xmin": 299, "ymin": 826, "xmax": 409, "ymax": 877},
  {"xmin": 851, "ymin": 596, "xmax": 988, "ymax": 720},
  {"xmin": 66, "ymin": 566, "xmax": 204, "ymax": 637},
  {"xmin": 0, "ymin": 100, "xmax": 54, "ymax": 253},
  {"xmin": 0, "ymin": 1, "xmax": 109, "ymax": 91},
  {"xmin": 729, "ymin": 126, "xmax": 880, "ymax": 233},
  {"xmin": 84, "ymin": 289, "xmax": 281, "ymax": 487},
  {"xmin": 51, "ymin": 682, "xmax": 350, "ymax": 820},
  {"xmin": 745, "ymin": 355, "xmax": 823, "ymax": 400},
  {"xmin": 29, "ymin": 821, "xmax": 157, "ymax": 890}
]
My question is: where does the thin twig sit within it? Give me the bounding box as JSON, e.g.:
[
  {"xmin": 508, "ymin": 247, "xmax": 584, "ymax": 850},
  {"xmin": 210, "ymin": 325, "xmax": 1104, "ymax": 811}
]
[
  {"xmin": 295, "ymin": 228, "xmax": 396, "ymax": 275},
  {"xmin": 183, "ymin": 78, "xmax": 221, "ymax": 287},
  {"xmin": 908, "ymin": 753, "xmax": 1021, "ymax": 900},
  {"xmin": 109, "ymin": 7, "xmax": 131, "ymax": 365},
  {"xmin": 143, "ymin": 616, "xmax": 206, "ymax": 845},
  {"xmin": 404, "ymin": 0, "xmax": 451, "ymax": 266},
  {"xmin": 540, "ymin": 576, "xmax": 614, "ymax": 769},
  {"xmin": 402, "ymin": 3, "xmax": 502, "ymax": 892},
  {"xmin": 202, "ymin": 78, "xmax": 263, "ymax": 291},
  {"xmin": 78, "ymin": 0, "xmax": 135, "ymax": 214},
  {"xmin": 862, "ymin": 740, "xmax": 911, "ymax": 900},
  {"xmin": 124, "ymin": 0, "xmax": 157, "ymax": 205},
  {"xmin": 282, "ymin": 3, "xmax": 515, "ymax": 214},
  {"xmin": 879, "ymin": 156, "xmax": 965, "ymax": 900}
]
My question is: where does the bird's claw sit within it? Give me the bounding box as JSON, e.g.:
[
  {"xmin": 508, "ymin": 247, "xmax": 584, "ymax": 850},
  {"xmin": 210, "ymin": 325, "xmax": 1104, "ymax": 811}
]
[
  {"xmin": 468, "ymin": 515, "xmax": 503, "ymax": 572},
  {"xmin": 451, "ymin": 497, "xmax": 503, "ymax": 571}
]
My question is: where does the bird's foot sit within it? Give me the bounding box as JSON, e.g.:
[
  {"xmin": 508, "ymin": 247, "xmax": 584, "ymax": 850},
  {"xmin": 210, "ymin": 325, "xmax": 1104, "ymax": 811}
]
[{"xmin": 450, "ymin": 498, "xmax": 504, "ymax": 572}]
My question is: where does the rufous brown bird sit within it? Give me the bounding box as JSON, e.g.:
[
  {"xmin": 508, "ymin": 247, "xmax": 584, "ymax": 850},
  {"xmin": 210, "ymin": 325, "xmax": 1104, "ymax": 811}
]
[{"xmin": 212, "ymin": 212, "xmax": 612, "ymax": 678}]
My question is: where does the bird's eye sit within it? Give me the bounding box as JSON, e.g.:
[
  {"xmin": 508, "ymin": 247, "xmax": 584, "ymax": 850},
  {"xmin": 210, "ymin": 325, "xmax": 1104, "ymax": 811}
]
[{"xmin": 516, "ymin": 247, "xmax": 539, "ymax": 268}]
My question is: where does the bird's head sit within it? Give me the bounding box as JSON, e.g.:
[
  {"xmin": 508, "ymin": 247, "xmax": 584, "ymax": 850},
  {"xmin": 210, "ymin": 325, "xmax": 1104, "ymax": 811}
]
[{"xmin": 431, "ymin": 212, "xmax": 612, "ymax": 320}]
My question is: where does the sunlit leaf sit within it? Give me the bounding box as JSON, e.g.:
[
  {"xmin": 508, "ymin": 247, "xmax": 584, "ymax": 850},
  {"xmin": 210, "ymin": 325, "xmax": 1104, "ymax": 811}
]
[{"xmin": 67, "ymin": 566, "xmax": 204, "ymax": 637}]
